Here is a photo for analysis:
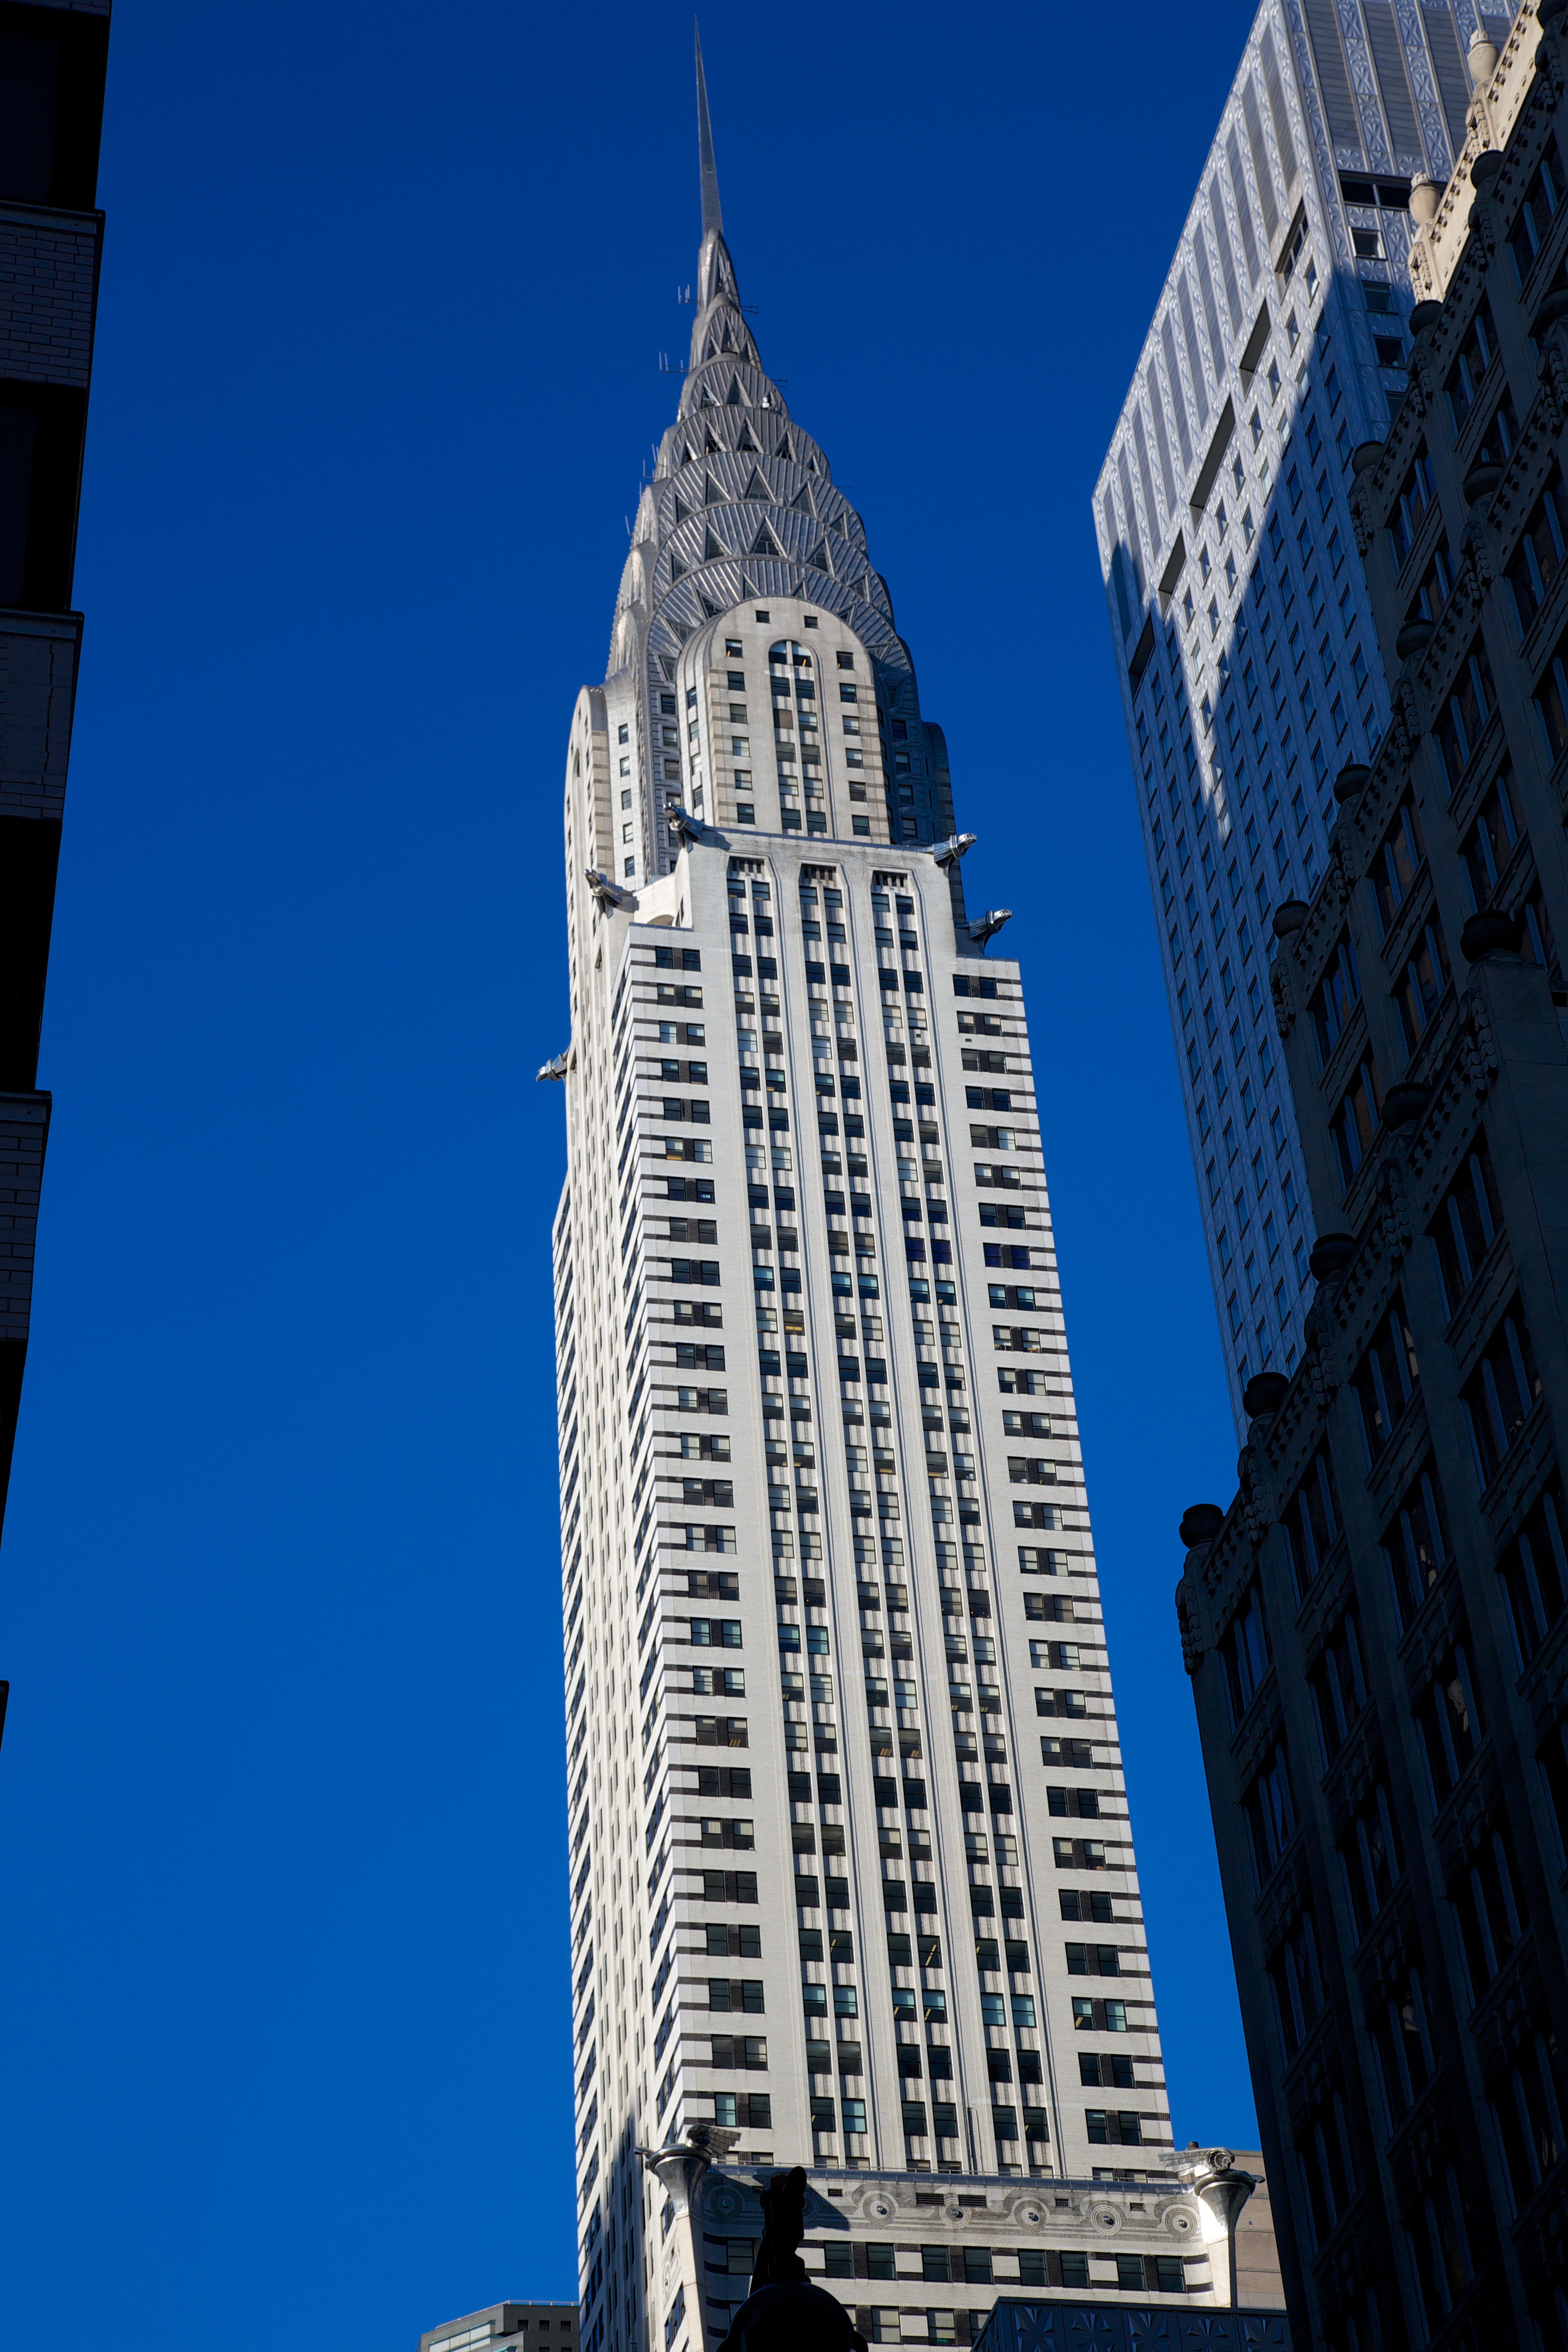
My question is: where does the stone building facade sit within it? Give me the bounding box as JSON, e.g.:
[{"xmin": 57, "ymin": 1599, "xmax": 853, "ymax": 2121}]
[
  {"xmin": 1177, "ymin": 7, "xmax": 1568, "ymax": 2341},
  {"xmin": 533, "ymin": 38, "xmax": 1305, "ymax": 2352}
]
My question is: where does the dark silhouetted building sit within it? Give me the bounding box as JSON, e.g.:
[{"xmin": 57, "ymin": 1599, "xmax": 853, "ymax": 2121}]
[
  {"xmin": 1176, "ymin": 5, "xmax": 1568, "ymax": 2343},
  {"xmin": 0, "ymin": 0, "xmax": 110, "ymax": 1535}
]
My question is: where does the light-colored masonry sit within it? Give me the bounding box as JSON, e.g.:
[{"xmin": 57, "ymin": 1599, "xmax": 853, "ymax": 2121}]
[{"xmin": 549, "ymin": 47, "xmax": 1263, "ymax": 2352}]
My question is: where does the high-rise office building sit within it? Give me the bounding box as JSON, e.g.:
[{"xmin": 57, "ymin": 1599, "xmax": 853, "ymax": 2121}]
[
  {"xmin": 1094, "ymin": 0, "xmax": 1522, "ymax": 1437},
  {"xmin": 0, "ymin": 0, "xmax": 111, "ymax": 1541},
  {"xmin": 418, "ymin": 2304, "xmax": 578, "ymax": 2352},
  {"xmin": 1177, "ymin": 4, "xmax": 1568, "ymax": 2341},
  {"xmin": 544, "ymin": 41, "xmax": 1247, "ymax": 2352}
]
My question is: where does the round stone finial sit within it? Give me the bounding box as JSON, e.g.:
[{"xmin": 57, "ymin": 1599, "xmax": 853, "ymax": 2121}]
[
  {"xmin": 1536, "ymin": 288, "xmax": 1568, "ymax": 338},
  {"xmin": 1309, "ymin": 1231, "xmax": 1356, "ymax": 1281},
  {"xmin": 1179, "ymin": 1502, "xmax": 1226, "ymax": 1549},
  {"xmin": 1468, "ymin": 27, "xmax": 1500, "ymax": 85},
  {"xmin": 1461, "ymin": 906, "xmax": 1524, "ymax": 960},
  {"xmin": 1334, "ymin": 760, "xmax": 1373, "ymax": 801},
  {"xmin": 1272, "ymin": 899, "xmax": 1310, "ymax": 938},
  {"xmin": 1394, "ymin": 618, "xmax": 1436, "ymax": 662},
  {"xmin": 1383, "ymin": 1080, "xmax": 1432, "ymax": 1129},
  {"xmin": 1351, "ymin": 440, "xmax": 1385, "ymax": 476},
  {"xmin": 1472, "ymin": 147, "xmax": 1504, "ymax": 192},
  {"xmin": 1464, "ymin": 458, "xmax": 1505, "ymax": 505},
  {"xmin": 1243, "ymin": 1370, "xmax": 1290, "ymax": 1421}
]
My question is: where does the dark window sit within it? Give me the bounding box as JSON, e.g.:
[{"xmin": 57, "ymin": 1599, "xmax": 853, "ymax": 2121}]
[
  {"xmin": 0, "ymin": 12, "xmax": 107, "ymax": 211},
  {"xmin": 1268, "ymin": 1910, "xmax": 1323, "ymax": 2060},
  {"xmin": 1451, "ymin": 1823, "xmax": 1528, "ymax": 2000},
  {"xmin": 1372, "ymin": 797, "xmax": 1425, "ymax": 934},
  {"xmin": 1242, "ymin": 1741, "xmax": 1297, "ymax": 1890},
  {"xmin": 1413, "ymin": 1637, "xmax": 1483, "ymax": 1810},
  {"xmin": 1509, "ymin": 136, "xmax": 1566, "ymax": 283},
  {"xmin": 1446, "ymin": 296, "xmax": 1498, "ymax": 433},
  {"xmin": 1498, "ymin": 1474, "xmax": 1568, "ymax": 1667},
  {"xmin": 1435, "ymin": 640, "xmax": 1495, "ymax": 787},
  {"xmin": 1370, "ymin": 1968, "xmax": 1433, "ymax": 2131},
  {"xmin": 1490, "ymin": 2029, "xmax": 1568, "ymax": 2213},
  {"xmin": 1474, "ymin": 386, "xmax": 1521, "ymax": 470},
  {"xmin": 1296, "ymin": 2089, "xmax": 1358, "ymax": 2251},
  {"xmin": 1351, "ymin": 1295, "xmax": 1419, "ymax": 1464},
  {"xmin": 1283, "ymin": 1448, "xmax": 1341, "ymax": 1599},
  {"xmin": 1392, "ymin": 913, "xmax": 1451, "ymax": 1051},
  {"xmin": 1460, "ymin": 767, "xmax": 1521, "ymax": 911},
  {"xmin": 1309, "ymin": 1610, "xmax": 1368, "ymax": 1767},
  {"xmin": 1533, "ymin": 619, "xmax": 1568, "ymax": 762},
  {"xmin": 1390, "ymin": 448, "xmax": 1435, "ymax": 568},
  {"xmin": 1340, "ymin": 1780, "xmax": 1403, "ymax": 1941},
  {"xmin": 1382, "ymin": 1458, "xmax": 1453, "ymax": 1632},
  {"xmin": 0, "ymin": 384, "xmax": 85, "ymax": 612},
  {"xmin": 1308, "ymin": 932, "xmax": 1360, "ymax": 1069},
  {"xmin": 1407, "ymin": 2164, "xmax": 1477, "ymax": 2330},
  {"xmin": 1218, "ymin": 1581, "xmax": 1271, "ymax": 1728},
  {"xmin": 1507, "ymin": 470, "xmax": 1568, "ymax": 636},
  {"xmin": 1330, "ymin": 1055, "xmax": 1381, "ymax": 1189},
  {"xmin": 1462, "ymin": 1295, "xmax": 1544, "ymax": 1486},
  {"xmin": 1430, "ymin": 1132, "xmax": 1503, "ymax": 1316}
]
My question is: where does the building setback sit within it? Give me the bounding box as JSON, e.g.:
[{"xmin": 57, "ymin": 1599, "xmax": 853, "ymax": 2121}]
[
  {"xmin": 1176, "ymin": 4, "xmax": 1568, "ymax": 2342},
  {"xmin": 1094, "ymin": 0, "xmax": 1528, "ymax": 1440},
  {"xmin": 536, "ymin": 40, "xmax": 1307, "ymax": 2352},
  {"xmin": 417, "ymin": 2305, "xmax": 579, "ymax": 2352},
  {"xmin": 0, "ymin": 0, "xmax": 111, "ymax": 1534}
]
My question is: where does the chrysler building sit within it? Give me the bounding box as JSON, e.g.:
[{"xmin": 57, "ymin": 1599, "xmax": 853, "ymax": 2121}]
[{"xmin": 547, "ymin": 40, "xmax": 1253, "ymax": 2352}]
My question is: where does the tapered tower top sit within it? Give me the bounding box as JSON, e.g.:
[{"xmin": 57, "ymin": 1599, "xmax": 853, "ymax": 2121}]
[{"xmin": 695, "ymin": 22, "xmax": 723, "ymax": 240}]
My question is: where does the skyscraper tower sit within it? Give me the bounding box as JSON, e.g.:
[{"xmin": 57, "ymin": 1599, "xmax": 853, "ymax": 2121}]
[
  {"xmin": 545, "ymin": 40, "xmax": 1245, "ymax": 2352},
  {"xmin": 1094, "ymin": 0, "xmax": 1522, "ymax": 1438}
]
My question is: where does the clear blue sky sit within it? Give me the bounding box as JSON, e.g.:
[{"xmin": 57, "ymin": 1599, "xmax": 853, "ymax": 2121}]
[{"xmin": 2, "ymin": 3, "xmax": 1267, "ymax": 2345}]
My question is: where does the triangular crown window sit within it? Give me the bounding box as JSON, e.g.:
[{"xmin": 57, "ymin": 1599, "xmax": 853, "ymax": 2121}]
[
  {"xmin": 751, "ymin": 522, "xmax": 785, "ymax": 559},
  {"xmin": 725, "ymin": 376, "xmax": 745, "ymax": 405},
  {"xmin": 735, "ymin": 424, "xmax": 760, "ymax": 452},
  {"xmin": 704, "ymin": 528, "xmax": 727, "ymax": 560},
  {"xmin": 791, "ymin": 485, "xmax": 815, "ymax": 516},
  {"xmin": 804, "ymin": 540, "xmax": 833, "ymax": 574},
  {"xmin": 777, "ymin": 434, "xmax": 794, "ymax": 462},
  {"xmin": 703, "ymin": 473, "xmax": 724, "ymax": 506},
  {"xmin": 742, "ymin": 469, "xmax": 771, "ymax": 502}
]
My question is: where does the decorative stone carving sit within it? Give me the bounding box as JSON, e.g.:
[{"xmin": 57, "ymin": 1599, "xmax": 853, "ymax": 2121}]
[
  {"xmin": 1303, "ymin": 1328, "xmax": 1339, "ymax": 1417},
  {"xmin": 1538, "ymin": 330, "xmax": 1568, "ymax": 432},
  {"xmin": 1467, "ymin": 195, "xmax": 1500, "ymax": 262},
  {"xmin": 1459, "ymin": 977, "xmax": 1502, "ymax": 1094},
  {"xmin": 1176, "ymin": 1581, "xmax": 1203, "ymax": 1679}
]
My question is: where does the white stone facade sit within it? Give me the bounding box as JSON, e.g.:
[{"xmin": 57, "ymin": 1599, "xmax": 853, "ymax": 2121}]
[{"xmin": 545, "ymin": 60, "xmax": 1210, "ymax": 2352}]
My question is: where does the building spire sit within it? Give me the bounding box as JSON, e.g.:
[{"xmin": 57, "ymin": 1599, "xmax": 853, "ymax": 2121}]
[{"xmin": 695, "ymin": 22, "xmax": 723, "ymax": 241}]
